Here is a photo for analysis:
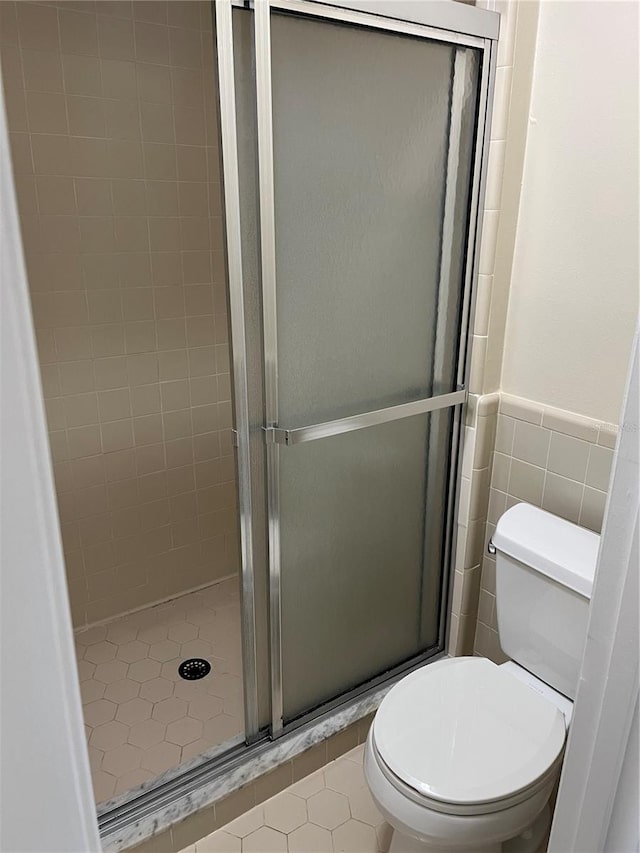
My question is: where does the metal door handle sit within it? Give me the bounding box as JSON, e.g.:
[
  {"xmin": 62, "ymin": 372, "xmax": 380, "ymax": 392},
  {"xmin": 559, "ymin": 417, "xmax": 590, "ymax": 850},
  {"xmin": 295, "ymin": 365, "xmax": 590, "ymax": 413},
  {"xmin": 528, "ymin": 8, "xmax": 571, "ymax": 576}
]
[{"xmin": 264, "ymin": 389, "xmax": 466, "ymax": 446}]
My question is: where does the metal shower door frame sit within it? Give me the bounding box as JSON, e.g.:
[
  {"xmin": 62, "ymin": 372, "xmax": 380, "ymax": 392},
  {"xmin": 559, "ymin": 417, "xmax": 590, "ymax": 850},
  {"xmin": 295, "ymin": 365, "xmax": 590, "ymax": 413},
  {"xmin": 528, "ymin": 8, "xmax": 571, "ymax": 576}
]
[{"xmin": 218, "ymin": 0, "xmax": 498, "ymax": 739}]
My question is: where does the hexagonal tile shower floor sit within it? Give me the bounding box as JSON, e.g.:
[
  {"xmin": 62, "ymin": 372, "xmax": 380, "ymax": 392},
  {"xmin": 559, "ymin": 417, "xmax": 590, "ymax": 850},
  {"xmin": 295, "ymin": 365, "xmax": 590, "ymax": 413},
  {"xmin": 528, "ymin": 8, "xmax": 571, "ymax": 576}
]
[{"xmin": 74, "ymin": 578, "xmax": 244, "ymax": 804}]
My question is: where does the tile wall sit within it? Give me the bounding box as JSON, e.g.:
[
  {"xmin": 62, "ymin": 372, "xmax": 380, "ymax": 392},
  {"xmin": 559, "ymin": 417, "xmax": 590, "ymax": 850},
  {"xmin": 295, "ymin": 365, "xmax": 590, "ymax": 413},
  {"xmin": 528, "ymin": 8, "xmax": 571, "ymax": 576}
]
[
  {"xmin": 449, "ymin": 0, "xmax": 618, "ymax": 659},
  {"xmin": 1, "ymin": 0, "xmax": 240, "ymax": 628},
  {"xmin": 448, "ymin": 0, "xmax": 517, "ymax": 655},
  {"xmin": 473, "ymin": 394, "xmax": 616, "ymax": 661},
  {"xmin": 468, "ymin": 0, "xmax": 518, "ymax": 396},
  {"xmin": 448, "ymin": 393, "xmax": 499, "ymax": 655}
]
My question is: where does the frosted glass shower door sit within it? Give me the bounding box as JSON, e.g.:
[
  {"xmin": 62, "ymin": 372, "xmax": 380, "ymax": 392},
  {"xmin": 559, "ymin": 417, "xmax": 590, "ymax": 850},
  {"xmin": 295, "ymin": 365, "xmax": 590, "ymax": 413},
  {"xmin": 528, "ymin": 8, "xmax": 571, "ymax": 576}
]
[{"xmin": 251, "ymin": 2, "xmax": 487, "ymax": 728}]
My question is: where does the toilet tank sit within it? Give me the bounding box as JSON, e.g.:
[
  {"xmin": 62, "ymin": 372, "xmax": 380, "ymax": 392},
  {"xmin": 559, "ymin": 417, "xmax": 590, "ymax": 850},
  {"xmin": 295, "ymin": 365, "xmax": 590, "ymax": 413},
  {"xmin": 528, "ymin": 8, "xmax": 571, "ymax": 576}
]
[{"xmin": 493, "ymin": 503, "xmax": 600, "ymax": 700}]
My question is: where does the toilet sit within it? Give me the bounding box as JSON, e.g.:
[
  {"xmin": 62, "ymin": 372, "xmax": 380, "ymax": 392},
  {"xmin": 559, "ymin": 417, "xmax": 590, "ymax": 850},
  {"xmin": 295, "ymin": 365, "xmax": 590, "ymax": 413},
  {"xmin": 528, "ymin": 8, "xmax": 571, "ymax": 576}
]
[{"xmin": 364, "ymin": 503, "xmax": 600, "ymax": 853}]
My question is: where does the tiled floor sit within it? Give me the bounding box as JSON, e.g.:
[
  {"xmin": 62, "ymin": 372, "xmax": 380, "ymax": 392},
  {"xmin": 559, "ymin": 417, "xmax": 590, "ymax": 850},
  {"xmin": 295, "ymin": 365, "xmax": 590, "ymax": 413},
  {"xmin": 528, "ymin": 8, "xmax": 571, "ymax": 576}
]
[
  {"xmin": 74, "ymin": 578, "xmax": 244, "ymax": 804},
  {"xmin": 180, "ymin": 745, "xmax": 393, "ymax": 853}
]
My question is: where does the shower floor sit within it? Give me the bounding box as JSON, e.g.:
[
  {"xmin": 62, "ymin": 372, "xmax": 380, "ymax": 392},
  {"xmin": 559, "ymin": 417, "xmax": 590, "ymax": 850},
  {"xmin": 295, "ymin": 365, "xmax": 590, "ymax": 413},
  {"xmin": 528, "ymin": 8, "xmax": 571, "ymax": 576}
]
[{"xmin": 74, "ymin": 578, "xmax": 244, "ymax": 804}]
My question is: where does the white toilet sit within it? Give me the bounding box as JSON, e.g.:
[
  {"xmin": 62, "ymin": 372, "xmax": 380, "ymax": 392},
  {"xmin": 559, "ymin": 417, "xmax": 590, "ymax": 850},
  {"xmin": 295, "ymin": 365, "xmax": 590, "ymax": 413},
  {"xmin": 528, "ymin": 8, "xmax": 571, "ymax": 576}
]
[{"xmin": 364, "ymin": 503, "xmax": 600, "ymax": 853}]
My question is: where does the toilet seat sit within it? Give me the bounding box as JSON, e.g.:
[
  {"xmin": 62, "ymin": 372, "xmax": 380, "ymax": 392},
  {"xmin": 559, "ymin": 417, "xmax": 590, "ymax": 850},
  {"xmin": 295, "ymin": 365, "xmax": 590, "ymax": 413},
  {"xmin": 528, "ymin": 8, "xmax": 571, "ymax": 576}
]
[
  {"xmin": 370, "ymin": 733, "xmax": 562, "ymax": 817},
  {"xmin": 372, "ymin": 657, "xmax": 566, "ymax": 812}
]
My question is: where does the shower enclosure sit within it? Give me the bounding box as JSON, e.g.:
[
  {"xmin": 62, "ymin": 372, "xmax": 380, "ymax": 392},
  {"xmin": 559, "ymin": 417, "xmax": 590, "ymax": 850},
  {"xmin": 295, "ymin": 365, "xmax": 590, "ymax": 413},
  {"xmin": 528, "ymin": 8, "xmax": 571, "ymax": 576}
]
[
  {"xmin": 219, "ymin": 0, "xmax": 496, "ymax": 740},
  {"xmin": 2, "ymin": 0, "xmax": 497, "ymax": 835}
]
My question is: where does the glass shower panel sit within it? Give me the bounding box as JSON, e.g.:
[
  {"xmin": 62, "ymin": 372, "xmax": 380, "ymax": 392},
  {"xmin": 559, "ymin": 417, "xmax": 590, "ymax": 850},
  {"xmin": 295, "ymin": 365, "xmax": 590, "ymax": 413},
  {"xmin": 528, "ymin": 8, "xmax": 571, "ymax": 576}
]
[
  {"xmin": 265, "ymin": 10, "xmax": 482, "ymax": 724},
  {"xmin": 270, "ymin": 12, "xmax": 478, "ymax": 427},
  {"xmin": 280, "ymin": 409, "xmax": 454, "ymax": 718}
]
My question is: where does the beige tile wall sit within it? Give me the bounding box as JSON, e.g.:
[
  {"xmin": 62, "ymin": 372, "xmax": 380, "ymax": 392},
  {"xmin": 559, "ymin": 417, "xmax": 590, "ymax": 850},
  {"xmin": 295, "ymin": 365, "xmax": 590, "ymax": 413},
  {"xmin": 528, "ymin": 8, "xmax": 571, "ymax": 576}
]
[
  {"xmin": 474, "ymin": 0, "xmax": 540, "ymax": 395},
  {"xmin": 448, "ymin": 0, "xmax": 517, "ymax": 655},
  {"xmin": 450, "ymin": 1, "xmax": 620, "ymax": 660},
  {"xmin": 469, "ymin": 0, "xmax": 518, "ymax": 397},
  {"xmin": 448, "ymin": 394, "xmax": 498, "ymax": 655},
  {"xmin": 1, "ymin": 0, "xmax": 240, "ymax": 628},
  {"xmin": 473, "ymin": 394, "xmax": 616, "ymax": 661},
  {"xmin": 449, "ymin": 0, "xmax": 620, "ymax": 660}
]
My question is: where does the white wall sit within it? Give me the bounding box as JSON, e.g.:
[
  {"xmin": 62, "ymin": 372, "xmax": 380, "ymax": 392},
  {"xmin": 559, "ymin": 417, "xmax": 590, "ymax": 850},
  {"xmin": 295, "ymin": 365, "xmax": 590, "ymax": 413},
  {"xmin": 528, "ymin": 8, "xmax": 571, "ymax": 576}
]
[
  {"xmin": 549, "ymin": 330, "xmax": 639, "ymax": 853},
  {"xmin": 605, "ymin": 696, "xmax": 639, "ymax": 853},
  {"xmin": 0, "ymin": 77, "xmax": 100, "ymax": 852},
  {"xmin": 501, "ymin": 1, "xmax": 639, "ymax": 423}
]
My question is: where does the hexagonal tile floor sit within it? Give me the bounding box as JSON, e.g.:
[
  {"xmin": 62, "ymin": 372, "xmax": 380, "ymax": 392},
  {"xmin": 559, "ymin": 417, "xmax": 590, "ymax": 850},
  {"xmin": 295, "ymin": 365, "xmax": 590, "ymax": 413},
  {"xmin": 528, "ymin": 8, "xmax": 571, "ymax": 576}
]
[
  {"xmin": 179, "ymin": 745, "xmax": 393, "ymax": 853},
  {"xmin": 74, "ymin": 578, "xmax": 244, "ymax": 804}
]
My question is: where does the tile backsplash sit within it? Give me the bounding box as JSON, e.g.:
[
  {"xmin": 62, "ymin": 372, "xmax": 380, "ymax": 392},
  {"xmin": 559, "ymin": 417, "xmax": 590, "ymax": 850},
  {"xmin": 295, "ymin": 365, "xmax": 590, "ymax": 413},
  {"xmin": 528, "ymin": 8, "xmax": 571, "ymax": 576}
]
[
  {"xmin": 492, "ymin": 403, "xmax": 614, "ymax": 532},
  {"xmin": 1, "ymin": 0, "xmax": 240, "ymax": 627}
]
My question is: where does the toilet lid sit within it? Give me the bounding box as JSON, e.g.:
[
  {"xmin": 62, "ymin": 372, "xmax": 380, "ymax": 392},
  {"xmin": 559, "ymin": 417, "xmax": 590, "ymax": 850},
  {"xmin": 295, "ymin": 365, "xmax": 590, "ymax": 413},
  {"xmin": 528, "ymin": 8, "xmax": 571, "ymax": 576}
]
[{"xmin": 373, "ymin": 657, "xmax": 566, "ymax": 806}]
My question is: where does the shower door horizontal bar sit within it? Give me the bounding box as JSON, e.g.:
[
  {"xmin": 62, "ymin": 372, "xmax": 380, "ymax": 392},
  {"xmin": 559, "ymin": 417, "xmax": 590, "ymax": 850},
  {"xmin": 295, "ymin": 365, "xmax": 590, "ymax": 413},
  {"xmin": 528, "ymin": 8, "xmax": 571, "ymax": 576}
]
[{"xmin": 264, "ymin": 389, "xmax": 466, "ymax": 446}]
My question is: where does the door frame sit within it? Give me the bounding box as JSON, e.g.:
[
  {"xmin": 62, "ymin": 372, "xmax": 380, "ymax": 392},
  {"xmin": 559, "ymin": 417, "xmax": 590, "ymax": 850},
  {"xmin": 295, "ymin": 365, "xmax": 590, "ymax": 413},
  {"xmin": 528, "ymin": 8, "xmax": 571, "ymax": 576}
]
[
  {"xmin": 218, "ymin": 0, "xmax": 499, "ymax": 737},
  {"xmin": 0, "ymin": 75, "xmax": 101, "ymax": 853}
]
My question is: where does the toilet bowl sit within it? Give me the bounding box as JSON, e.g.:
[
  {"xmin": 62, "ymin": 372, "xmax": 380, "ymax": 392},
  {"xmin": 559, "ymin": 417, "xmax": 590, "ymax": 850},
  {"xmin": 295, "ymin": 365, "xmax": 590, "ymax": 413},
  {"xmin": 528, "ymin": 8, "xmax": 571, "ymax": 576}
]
[
  {"xmin": 364, "ymin": 504, "xmax": 600, "ymax": 853},
  {"xmin": 365, "ymin": 657, "xmax": 568, "ymax": 853}
]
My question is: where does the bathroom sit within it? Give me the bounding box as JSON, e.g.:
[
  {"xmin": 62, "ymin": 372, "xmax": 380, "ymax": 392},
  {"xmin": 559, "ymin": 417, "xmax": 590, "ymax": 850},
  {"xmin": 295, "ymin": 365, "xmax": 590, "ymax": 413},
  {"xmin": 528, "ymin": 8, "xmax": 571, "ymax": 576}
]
[{"xmin": 0, "ymin": 1, "xmax": 637, "ymax": 852}]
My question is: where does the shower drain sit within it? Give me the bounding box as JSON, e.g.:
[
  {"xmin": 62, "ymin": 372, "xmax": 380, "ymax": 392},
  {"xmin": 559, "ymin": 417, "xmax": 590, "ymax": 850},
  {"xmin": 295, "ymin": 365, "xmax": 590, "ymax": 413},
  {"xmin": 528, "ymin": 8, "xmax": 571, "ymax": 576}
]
[{"xmin": 178, "ymin": 658, "xmax": 212, "ymax": 680}]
